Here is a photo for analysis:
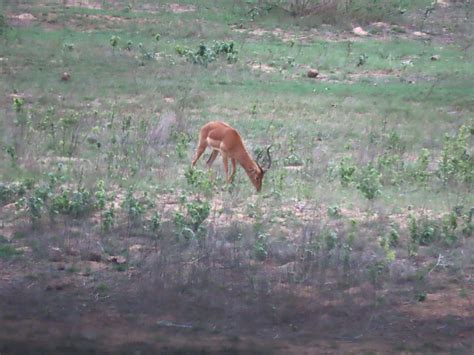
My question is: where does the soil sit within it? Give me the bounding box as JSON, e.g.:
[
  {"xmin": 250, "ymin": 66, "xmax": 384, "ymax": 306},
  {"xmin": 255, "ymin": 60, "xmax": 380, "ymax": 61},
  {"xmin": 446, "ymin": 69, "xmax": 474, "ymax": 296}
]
[{"xmin": 1, "ymin": 214, "xmax": 473, "ymax": 354}]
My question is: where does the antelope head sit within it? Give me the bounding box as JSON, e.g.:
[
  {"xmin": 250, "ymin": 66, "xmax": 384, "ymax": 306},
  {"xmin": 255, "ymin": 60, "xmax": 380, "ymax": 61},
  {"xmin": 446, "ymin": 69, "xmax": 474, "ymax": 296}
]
[{"xmin": 252, "ymin": 145, "xmax": 272, "ymax": 192}]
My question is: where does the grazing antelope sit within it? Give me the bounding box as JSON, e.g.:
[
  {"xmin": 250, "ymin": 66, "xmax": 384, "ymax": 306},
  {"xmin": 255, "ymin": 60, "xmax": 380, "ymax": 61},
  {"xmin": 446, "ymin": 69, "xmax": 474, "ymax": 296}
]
[{"xmin": 191, "ymin": 121, "xmax": 272, "ymax": 192}]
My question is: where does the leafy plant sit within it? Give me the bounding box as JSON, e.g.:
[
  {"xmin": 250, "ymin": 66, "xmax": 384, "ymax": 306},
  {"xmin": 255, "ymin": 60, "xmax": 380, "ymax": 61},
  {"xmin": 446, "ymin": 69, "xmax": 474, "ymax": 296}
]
[
  {"xmin": 138, "ymin": 42, "xmax": 155, "ymax": 61},
  {"xmin": 0, "ymin": 11, "xmax": 6, "ymax": 36},
  {"xmin": 254, "ymin": 233, "xmax": 268, "ymax": 261},
  {"xmin": 57, "ymin": 113, "xmax": 82, "ymax": 156},
  {"xmin": 174, "ymin": 132, "xmax": 190, "ymax": 160},
  {"xmin": 438, "ymin": 125, "xmax": 473, "ymax": 185},
  {"xmin": 150, "ymin": 211, "xmax": 161, "ymax": 234},
  {"xmin": 377, "ymin": 152, "xmax": 403, "ymax": 186},
  {"xmin": 173, "ymin": 198, "xmax": 211, "ymax": 239},
  {"xmin": 185, "ymin": 168, "xmax": 214, "ymax": 196},
  {"xmin": 379, "ymin": 234, "xmax": 396, "ymax": 262},
  {"xmin": 411, "ymin": 148, "xmax": 431, "ymax": 183},
  {"xmin": 339, "ymin": 156, "xmax": 357, "ymax": 186},
  {"xmin": 22, "ymin": 186, "xmax": 50, "ymax": 225},
  {"xmin": 283, "ymin": 134, "xmax": 303, "ymax": 167},
  {"xmin": 356, "ymin": 164, "xmax": 382, "ymax": 200},
  {"xmin": 63, "ymin": 42, "xmax": 75, "ymax": 51},
  {"xmin": 327, "ymin": 205, "xmax": 341, "ymax": 218},
  {"xmin": 49, "ymin": 188, "xmax": 90, "ymax": 218},
  {"xmin": 49, "ymin": 189, "xmax": 70, "ymax": 218},
  {"xmin": 122, "ymin": 188, "xmax": 146, "ymax": 229},
  {"xmin": 409, "ymin": 214, "xmax": 438, "ymax": 246},
  {"xmin": 324, "ymin": 229, "xmax": 338, "ymax": 252},
  {"xmin": 12, "ymin": 97, "xmax": 24, "ymax": 112},
  {"xmin": 3, "ymin": 145, "xmax": 17, "ymax": 166},
  {"xmin": 101, "ymin": 204, "xmax": 115, "ymax": 232},
  {"xmin": 0, "ymin": 181, "xmax": 29, "ymax": 206},
  {"xmin": 186, "ymin": 199, "xmax": 211, "ymax": 234},
  {"xmin": 176, "ymin": 41, "xmax": 238, "ymax": 66},
  {"xmin": 95, "ymin": 180, "xmax": 107, "ymax": 211},
  {"xmin": 110, "ymin": 35, "xmax": 120, "ymax": 48},
  {"xmin": 0, "ymin": 244, "xmax": 22, "ymax": 260},
  {"xmin": 69, "ymin": 188, "xmax": 93, "ymax": 217}
]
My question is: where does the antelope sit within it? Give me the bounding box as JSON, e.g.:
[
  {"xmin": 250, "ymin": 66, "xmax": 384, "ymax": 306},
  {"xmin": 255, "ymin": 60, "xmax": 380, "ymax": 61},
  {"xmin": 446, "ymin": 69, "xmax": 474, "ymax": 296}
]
[{"xmin": 191, "ymin": 121, "xmax": 272, "ymax": 192}]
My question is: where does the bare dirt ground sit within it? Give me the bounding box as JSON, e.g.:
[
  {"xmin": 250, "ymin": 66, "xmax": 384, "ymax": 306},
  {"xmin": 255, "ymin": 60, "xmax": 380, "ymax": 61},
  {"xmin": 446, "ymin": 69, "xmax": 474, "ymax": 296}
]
[{"xmin": 1, "ymin": 213, "xmax": 473, "ymax": 354}]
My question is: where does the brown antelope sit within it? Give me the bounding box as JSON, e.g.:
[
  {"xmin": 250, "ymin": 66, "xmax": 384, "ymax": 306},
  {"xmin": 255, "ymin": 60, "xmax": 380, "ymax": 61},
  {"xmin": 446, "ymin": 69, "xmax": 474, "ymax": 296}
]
[{"xmin": 191, "ymin": 121, "xmax": 272, "ymax": 192}]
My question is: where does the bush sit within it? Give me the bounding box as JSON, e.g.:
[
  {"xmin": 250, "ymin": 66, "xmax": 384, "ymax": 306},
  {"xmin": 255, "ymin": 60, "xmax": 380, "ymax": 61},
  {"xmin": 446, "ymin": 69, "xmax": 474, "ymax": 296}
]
[
  {"xmin": 0, "ymin": 11, "xmax": 6, "ymax": 36},
  {"xmin": 0, "ymin": 181, "xmax": 30, "ymax": 207},
  {"xmin": 356, "ymin": 163, "xmax": 382, "ymax": 200},
  {"xmin": 438, "ymin": 125, "xmax": 473, "ymax": 185},
  {"xmin": 254, "ymin": 233, "xmax": 269, "ymax": 261},
  {"xmin": 174, "ymin": 197, "xmax": 211, "ymax": 239},
  {"xmin": 408, "ymin": 208, "xmax": 470, "ymax": 249},
  {"xmin": 411, "ymin": 148, "xmax": 431, "ymax": 184},
  {"xmin": 122, "ymin": 188, "xmax": 147, "ymax": 228},
  {"xmin": 339, "ymin": 156, "xmax": 357, "ymax": 186},
  {"xmin": 176, "ymin": 41, "xmax": 238, "ymax": 66}
]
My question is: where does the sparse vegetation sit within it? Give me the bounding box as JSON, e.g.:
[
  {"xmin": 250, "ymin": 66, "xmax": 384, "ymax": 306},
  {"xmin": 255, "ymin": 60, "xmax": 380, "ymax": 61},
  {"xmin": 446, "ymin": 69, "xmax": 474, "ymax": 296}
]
[{"xmin": 0, "ymin": 0, "xmax": 473, "ymax": 353}]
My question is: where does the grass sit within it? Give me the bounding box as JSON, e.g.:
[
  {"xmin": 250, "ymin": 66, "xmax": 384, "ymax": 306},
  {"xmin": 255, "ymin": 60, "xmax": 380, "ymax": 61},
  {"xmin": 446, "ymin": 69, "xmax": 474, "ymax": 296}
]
[
  {"xmin": 0, "ymin": 0, "xmax": 473, "ymax": 352},
  {"xmin": 0, "ymin": 243, "xmax": 22, "ymax": 260}
]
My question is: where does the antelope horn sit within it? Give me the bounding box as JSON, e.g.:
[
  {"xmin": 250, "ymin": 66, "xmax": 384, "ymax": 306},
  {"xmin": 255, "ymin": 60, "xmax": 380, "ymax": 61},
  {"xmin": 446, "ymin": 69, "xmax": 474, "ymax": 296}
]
[
  {"xmin": 256, "ymin": 147, "xmax": 265, "ymax": 164},
  {"xmin": 264, "ymin": 145, "xmax": 272, "ymax": 170}
]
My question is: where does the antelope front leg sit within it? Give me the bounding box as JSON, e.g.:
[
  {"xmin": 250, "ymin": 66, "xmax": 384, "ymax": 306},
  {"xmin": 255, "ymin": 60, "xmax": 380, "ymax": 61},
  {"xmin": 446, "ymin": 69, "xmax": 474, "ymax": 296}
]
[
  {"xmin": 206, "ymin": 150, "xmax": 219, "ymax": 168},
  {"xmin": 192, "ymin": 148, "xmax": 206, "ymax": 167},
  {"xmin": 222, "ymin": 154, "xmax": 231, "ymax": 183},
  {"xmin": 229, "ymin": 158, "xmax": 237, "ymax": 183}
]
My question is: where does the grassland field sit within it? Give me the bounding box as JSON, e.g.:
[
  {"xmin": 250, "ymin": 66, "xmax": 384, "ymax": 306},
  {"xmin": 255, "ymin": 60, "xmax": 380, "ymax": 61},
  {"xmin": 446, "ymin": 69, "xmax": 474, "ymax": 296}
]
[{"xmin": 0, "ymin": 1, "xmax": 473, "ymax": 353}]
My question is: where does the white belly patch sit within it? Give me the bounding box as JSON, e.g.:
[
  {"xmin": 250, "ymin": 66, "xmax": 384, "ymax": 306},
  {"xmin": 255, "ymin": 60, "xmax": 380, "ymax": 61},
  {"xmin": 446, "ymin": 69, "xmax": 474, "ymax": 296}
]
[{"xmin": 207, "ymin": 138, "xmax": 223, "ymax": 152}]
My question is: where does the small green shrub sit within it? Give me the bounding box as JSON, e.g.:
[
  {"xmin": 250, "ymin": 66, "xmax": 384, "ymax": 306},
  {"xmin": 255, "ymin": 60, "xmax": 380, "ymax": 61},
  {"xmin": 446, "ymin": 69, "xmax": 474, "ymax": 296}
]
[
  {"xmin": 4, "ymin": 145, "xmax": 17, "ymax": 166},
  {"xmin": 409, "ymin": 214, "xmax": 438, "ymax": 246},
  {"xmin": 283, "ymin": 134, "xmax": 303, "ymax": 167},
  {"xmin": 378, "ymin": 234, "xmax": 396, "ymax": 262},
  {"xmin": 254, "ymin": 233, "xmax": 269, "ymax": 261},
  {"xmin": 122, "ymin": 188, "xmax": 146, "ymax": 228},
  {"xmin": 174, "ymin": 132, "xmax": 190, "ymax": 160},
  {"xmin": 0, "ymin": 244, "xmax": 22, "ymax": 260},
  {"xmin": 63, "ymin": 42, "xmax": 75, "ymax": 51},
  {"xmin": 176, "ymin": 41, "xmax": 238, "ymax": 66},
  {"xmin": 327, "ymin": 205, "xmax": 341, "ymax": 218},
  {"xmin": 174, "ymin": 197, "xmax": 211, "ymax": 239},
  {"xmin": 387, "ymin": 226, "xmax": 400, "ymax": 247},
  {"xmin": 137, "ymin": 42, "xmax": 155, "ymax": 61},
  {"xmin": 26, "ymin": 192, "xmax": 46, "ymax": 224},
  {"xmin": 386, "ymin": 131, "xmax": 406, "ymax": 154},
  {"xmin": 69, "ymin": 188, "xmax": 93, "ymax": 217},
  {"xmin": 95, "ymin": 180, "xmax": 107, "ymax": 210},
  {"xmin": 356, "ymin": 164, "xmax": 382, "ymax": 200},
  {"xmin": 0, "ymin": 11, "xmax": 6, "ymax": 36},
  {"xmin": 438, "ymin": 125, "xmax": 473, "ymax": 185},
  {"xmin": 408, "ymin": 210, "xmax": 466, "ymax": 248},
  {"xmin": 101, "ymin": 205, "xmax": 115, "ymax": 232},
  {"xmin": 185, "ymin": 168, "xmax": 214, "ymax": 196},
  {"xmin": 49, "ymin": 190, "xmax": 70, "ymax": 217},
  {"xmin": 0, "ymin": 181, "xmax": 30, "ymax": 207},
  {"xmin": 186, "ymin": 199, "xmax": 211, "ymax": 235},
  {"xmin": 377, "ymin": 153, "xmax": 403, "ymax": 186},
  {"xmin": 411, "ymin": 148, "xmax": 431, "ymax": 183},
  {"xmin": 110, "ymin": 35, "xmax": 120, "ymax": 48},
  {"xmin": 338, "ymin": 156, "xmax": 357, "ymax": 186},
  {"xmin": 57, "ymin": 113, "xmax": 82, "ymax": 157},
  {"xmin": 12, "ymin": 97, "xmax": 24, "ymax": 112},
  {"xmin": 150, "ymin": 211, "xmax": 162, "ymax": 234},
  {"xmin": 324, "ymin": 229, "xmax": 338, "ymax": 251}
]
